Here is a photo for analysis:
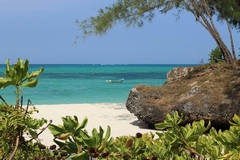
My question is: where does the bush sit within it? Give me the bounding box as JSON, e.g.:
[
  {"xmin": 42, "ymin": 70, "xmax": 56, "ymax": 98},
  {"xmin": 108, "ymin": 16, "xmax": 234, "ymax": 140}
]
[
  {"xmin": 209, "ymin": 47, "xmax": 225, "ymax": 63},
  {"xmin": 0, "ymin": 59, "xmax": 53, "ymax": 159},
  {"xmin": 49, "ymin": 111, "xmax": 240, "ymax": 159}
]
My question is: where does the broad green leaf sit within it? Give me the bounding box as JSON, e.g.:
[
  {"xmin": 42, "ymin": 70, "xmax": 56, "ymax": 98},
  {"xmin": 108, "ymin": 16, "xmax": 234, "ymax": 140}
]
[
  {"xmin": 104, "ymin": 125, "xmax": 111, "ymax": 140},
  {"xmin": 166, "ymin": 113, "xmax": 173, "ymax": 121},
  {"xmin": 70, "ymin": 152, "xmax": 89, "ymax": 160},
  {"xmin": 27, "ymin": 67, "xmax": 44, "ymax": 79},
  {"xmin": 73, "ymin": 115, "xmax": 79, "ymax": 127},
  {"xmin": 155, "ymin": 123, "xmax": 172, "ymax": 130},
  {"xmin": 14, "ymin": 58, "xmax": 26, "ymax": 82},
  {"xmin": 0, "ymin": 78, "xmax": 12, "ymax": 89},
  {"xmin": 177, "ymin": 112, "xmax": 183, "ymax": 124},
  {"xmin": 229, "ymin": 114, "xmax": 240, "ymax": 126},
  {"xmin": 25, "ymin": 117, "xmax": 47, "ymax": 129},
  {"xmin": 62, "ymin": 116, "xmax": 77, "ymax": 132},
  {"xmin": 75, "ymin": 137, "xmax": 83, "ymax": 145},
  {"xmin": 48, "ymin": 124, "xmax": 67, "ymax": 136},
  {"xmin": 99, "ymin": 126, "xmax": 104, "ymax": 137},
  {"xmin": 184, "ymin": 128, "xmax": 194, "ymax": 140},
  {"xmin": 92, "ymin": 128, "xmax": 100, "ymax": 145},
  {"xmin": 56, "ymin": 133, "xmax": 70, "ymax": 140},
  {"xmin": 53, "ymin": 138, "xmax": 67, "ymax": 148},
  {"xmin": 29, "ymin": 129, "xmax": 38, "ymax": 138},
  {"xmin": 82, "ymin": 136, "xmax": 97, "ymax": 147},
  {"xmin": 205, "ymin": 121, "xmax": 211, "ymax": 131},
  {"xmin": 5, "ymin": 59, "xmax": 10, "ymax": 72},
  {"xmin": 209, "ymin": 145, "xmax": 221, "ymax": 158},
  {"xmin": 174, "ymin": 155, "xmax": 186, "ymax": 160},
  {"xmin": 173, "ymin": 111, "xmax": 179, "ymax": 123},
  {"xmin": 14, "ymin": 65, "xmax": 22, "ymax": 82},
  {"xmin": 209, "ymin": 128, "xmax": 218, "ymax": 139},
  {"xmin": 78, "ymin": 116, "xmax": 88, "ymax": 129},
  {"xmin": 222, "ymin": 131, "xmax": 234, "ymax": 144},
  {"xmin": 22, "ymin": 58, "xmax": 29, "ymax": 78},
  {"xmin": 22, "ymin": 78, "xmax": 39, "ymax": 87},
  {"xmin": 135, "ymin": 147, "xmax": 145, "ymax": 155},
  {"xmin": 199, "ymin": 119, "xmax": 205, "ymax": 127},
  {"xmin": 79, "ymin": 129, "xmax": 90, "ymax": 139},
  {"xmin": 186, "ymin": 134, "xmax": 199, "ymax": 142},
  {"xmin": 222, "ymin": 152, "xmax": 234, "ymax": 159}
]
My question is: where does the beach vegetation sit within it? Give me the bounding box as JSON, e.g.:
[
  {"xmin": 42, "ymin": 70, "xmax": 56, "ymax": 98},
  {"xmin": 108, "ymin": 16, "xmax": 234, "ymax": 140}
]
[
  {"xmin": 47, "ymin": 111, "xmax": 240, "ymax": 160},
  {"xmin": 209, "ymin": 47, "xmax": 225, "ymax": 63},
  {"xmin": 2, "ymin": 59, "xmax": 240, "ymax": 159},
  {"xmin": 0, "ymin": 58, "xmax": 44, "ymax": 109},
  {"xmin": 0, "ymin": 58, "xmax": 53, "ymax": 159},
  {"xmin": 77, "ymin": 0, "xmax": 239, "ymax": 64},
  {"xmin": 48, "ymin": 116, "xmax": 114, "ymax": 159}
]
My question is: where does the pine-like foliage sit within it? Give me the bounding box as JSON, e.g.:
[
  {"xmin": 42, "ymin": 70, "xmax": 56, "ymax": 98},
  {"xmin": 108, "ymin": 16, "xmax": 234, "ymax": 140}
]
[{"xmin": 78, "ymin": 0, "xmax": 239, "ymax": 64}]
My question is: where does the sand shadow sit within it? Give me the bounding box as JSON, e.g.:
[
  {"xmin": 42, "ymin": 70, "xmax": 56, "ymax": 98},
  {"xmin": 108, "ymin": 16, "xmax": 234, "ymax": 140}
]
[{"xmin": 130, "ymin": 120, "xmax": 155, "ymax": 130}]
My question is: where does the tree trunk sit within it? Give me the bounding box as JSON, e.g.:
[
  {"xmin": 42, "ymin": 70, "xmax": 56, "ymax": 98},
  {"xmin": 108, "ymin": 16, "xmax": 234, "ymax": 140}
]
[
  {"xmin": 211, "ymin": 31, "xmax": 233, "ymax": 64},
  {"xmin": 226, "ymin": 19, "xmax": 236, "ymax": 60},
  {"xmin": 217, "ymin": 42, "xmax": 233, "ymax": 64},
  {"xmin": 189, "ymin": 0, "xmax": 234, "ymax": 64},
  {"xmin": 200, "ymin": 21, "xmax": 233, "ymax": 64}
]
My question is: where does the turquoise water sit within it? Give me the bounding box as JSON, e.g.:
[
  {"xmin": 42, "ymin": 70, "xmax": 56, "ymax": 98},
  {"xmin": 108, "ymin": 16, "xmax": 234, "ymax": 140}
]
[{"xmin": 0, "ymin": 64, "xmax": 195, "ymax": 105}]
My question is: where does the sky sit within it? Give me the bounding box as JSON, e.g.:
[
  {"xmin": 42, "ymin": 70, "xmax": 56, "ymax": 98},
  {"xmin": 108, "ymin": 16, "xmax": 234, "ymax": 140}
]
[{"xmin": 0, "ymin": 0, "xmax": 239, "ymax": 64}]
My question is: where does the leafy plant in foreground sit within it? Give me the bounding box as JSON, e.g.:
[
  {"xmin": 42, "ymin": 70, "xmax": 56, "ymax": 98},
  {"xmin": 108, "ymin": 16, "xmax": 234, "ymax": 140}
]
[
  {"xmin": 0, "ymin": 58, "xmax": 51, "ymax": 159},
  {"xmin": 154, "ymin": 111, "xmax": 240, "ymax": 160},
  {"xmin": 155, "ymin": 111, "xmax": 210, "ymax": 159},
  {"xmin": 48, "ymin": 109, "xmax": 240, "ymax": 160},
  {"xmin": 209, "ymin": 114, "xmax": 240, "ymax": 159},
  {"xmin": 48, "ymin": 114, "xmax": 160, "ymax": 160},
  {"xmin": 48, "ymin": 116, "xmax": 113, "ymax": 160}
]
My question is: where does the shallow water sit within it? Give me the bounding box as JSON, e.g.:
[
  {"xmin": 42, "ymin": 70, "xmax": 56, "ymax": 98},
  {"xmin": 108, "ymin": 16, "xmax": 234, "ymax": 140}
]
[{"xmin": 0, "ymin": 64, "xmax": 195, "ymax": 105}]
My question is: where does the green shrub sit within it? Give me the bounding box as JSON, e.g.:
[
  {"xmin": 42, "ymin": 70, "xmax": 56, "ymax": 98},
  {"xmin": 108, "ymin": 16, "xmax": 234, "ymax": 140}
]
[
  {"xmin": 209, "ymin": 47, "xmax": 225, "ymax": 63},
  {"xmin": 0, "ymin": 58, "xmax": 52, "ymax": 159},
  {"xmin": 48, "ymin": 111, "xmax": 240, "ymax": 160}
]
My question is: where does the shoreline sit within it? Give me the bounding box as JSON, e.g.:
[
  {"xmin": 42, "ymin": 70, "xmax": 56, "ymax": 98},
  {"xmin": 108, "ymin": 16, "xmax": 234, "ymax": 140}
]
[{"xmin": 31, "ymin": 103, "xmax": 156, "ymax": 146}]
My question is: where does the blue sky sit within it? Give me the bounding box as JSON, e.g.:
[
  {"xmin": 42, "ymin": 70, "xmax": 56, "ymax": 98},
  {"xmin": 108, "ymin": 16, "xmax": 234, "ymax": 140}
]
[{"xmin": 0, "ymin": 0, "xmax": 239, "ymax": 64}]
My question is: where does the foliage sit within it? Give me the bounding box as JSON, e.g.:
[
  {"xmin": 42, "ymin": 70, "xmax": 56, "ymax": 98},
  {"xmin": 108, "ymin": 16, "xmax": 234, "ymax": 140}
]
[
  {"xmin": 77, "ymin": 0, "xmax": 239, "ymax": 64},
  {"xmin": 209, "ymin": 47, "xmax": 225, "ymax": 63},
  {"xmin": 212, "ymin": 0, "xmax": 240, "ymax": 30},
  {"xmin": 48, "ymin": 116, "xmax": 113, "ymax": 159},
  {"xmin": 0, "ymin": 58, "xmax": 44, "ymax": 108},
  {"xmin": 155, "ymin": 111, "xmax": 240, "ymax": 159},
  {"xmin": 2, "ymin": 58, "xmax": 240, "ymax": 159},
  {"xmin": 154, "ymin": 112, "xmax": 211, "ymax": 159},
  {"xmin": 48, "ymin": 110, "xmax": 240, "ymax": 160},
  {"xmin": 48, "ymin": 114, "xmax": 161, "ymax": 160},
  {"xmin": 0, "ymin": 58, "xmax": 51, "ymax": 159}
]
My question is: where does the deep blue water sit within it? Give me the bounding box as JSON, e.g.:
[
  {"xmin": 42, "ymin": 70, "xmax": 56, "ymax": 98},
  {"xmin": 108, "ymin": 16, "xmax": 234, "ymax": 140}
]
[{"xmin": 0, "ymin": 64, "xmax": 195, "ymax": 105}]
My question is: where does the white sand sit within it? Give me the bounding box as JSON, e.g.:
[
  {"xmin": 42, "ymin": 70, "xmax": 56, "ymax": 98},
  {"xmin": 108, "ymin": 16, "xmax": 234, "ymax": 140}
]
[{"xmin": 31, "ymin": 103, "xmax": 156, "ymax": 146}]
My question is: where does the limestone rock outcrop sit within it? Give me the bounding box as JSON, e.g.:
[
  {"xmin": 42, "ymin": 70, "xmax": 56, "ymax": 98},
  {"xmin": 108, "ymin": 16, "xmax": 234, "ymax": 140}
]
[{"xmin": 126, "ymin": 63, "xmax": 240, "ymax": 130}]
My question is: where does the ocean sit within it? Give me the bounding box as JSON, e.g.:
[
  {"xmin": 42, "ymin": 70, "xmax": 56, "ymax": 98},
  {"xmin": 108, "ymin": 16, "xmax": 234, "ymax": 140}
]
[{"xmin": 0, "ymin": 64, "xmax": 195, "ymax": 105}]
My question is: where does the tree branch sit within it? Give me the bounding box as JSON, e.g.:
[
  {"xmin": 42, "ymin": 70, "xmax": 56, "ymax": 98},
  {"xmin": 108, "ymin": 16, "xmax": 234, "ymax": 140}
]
[
  {"xmin": 8, "ymin": 136, "xmax": 19, "ymax": 160},
  {"xmin": 0, "ymin": 95, "xmax": 10, "ymax": 108},
  {"xmin": 27, "ymin": 120, "xmax": 53, "ymax": 143}
]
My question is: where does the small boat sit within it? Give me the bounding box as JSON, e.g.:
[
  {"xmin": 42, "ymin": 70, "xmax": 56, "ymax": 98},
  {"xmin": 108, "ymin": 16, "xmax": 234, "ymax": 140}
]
[{"xmin": 106, "ymin": 78, "xmax": 124, "ymax": 83}]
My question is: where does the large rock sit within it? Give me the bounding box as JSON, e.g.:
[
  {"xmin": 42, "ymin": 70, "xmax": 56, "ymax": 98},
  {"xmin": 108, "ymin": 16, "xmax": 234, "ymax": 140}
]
[
  {"xmin": 167, "ymin": 66, "xmax": 193, "ymax": 82},
  {"xmin": 126, "ymin": 86, "xmax": 164, "ymax": 128},
  {"xmin": 126, "ymin": 63, "xmax": 240, "ymax": 130}
]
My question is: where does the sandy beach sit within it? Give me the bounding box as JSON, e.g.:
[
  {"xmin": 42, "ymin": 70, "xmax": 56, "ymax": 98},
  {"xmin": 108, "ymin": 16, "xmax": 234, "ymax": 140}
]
[{"xmin": 32, "ymin": 103, "xmax": 156, "ymax": 146}]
